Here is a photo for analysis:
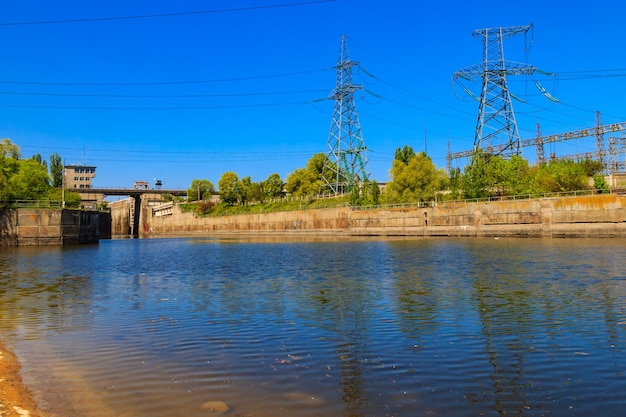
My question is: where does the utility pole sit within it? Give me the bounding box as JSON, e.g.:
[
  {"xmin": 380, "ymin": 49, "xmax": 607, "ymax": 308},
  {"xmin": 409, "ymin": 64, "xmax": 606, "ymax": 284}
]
[
  {"xmin": 321, "ymin": 34, "xmax": 370, "ymax": 195},
  {"xmin": 62, "ymin": 159, "xmax": 66, "ymax": 208},
  {"xmin": 453, "ymin": 24, "xmax": 536, "ymax": 159}
]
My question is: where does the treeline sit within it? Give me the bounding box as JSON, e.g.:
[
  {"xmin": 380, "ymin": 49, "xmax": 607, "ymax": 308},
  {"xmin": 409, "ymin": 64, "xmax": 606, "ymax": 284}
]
[
  {"xmin": 187, "ymin": 144, "xmax": 608, "ymax": 214},
  {"xmin": 0, "ymin": 138, "xmax": 81, "ymax": 207},
  {"xmin": 388, "ymin": 145, "xmax": 606, "ymax": 202}
]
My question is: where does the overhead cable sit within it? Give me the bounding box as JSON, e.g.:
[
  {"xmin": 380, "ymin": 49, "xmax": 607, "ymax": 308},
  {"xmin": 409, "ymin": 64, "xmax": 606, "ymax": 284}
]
[{"xmin": 0, "ymin": 0, "xmax": 336, "ymax": 26}]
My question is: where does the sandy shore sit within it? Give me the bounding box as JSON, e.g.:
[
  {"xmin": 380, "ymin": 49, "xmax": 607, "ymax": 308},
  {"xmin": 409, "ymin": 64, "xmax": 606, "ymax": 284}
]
[{"xmin": 0, "ymin": 342, "xmax": 45, "ymax": 417}]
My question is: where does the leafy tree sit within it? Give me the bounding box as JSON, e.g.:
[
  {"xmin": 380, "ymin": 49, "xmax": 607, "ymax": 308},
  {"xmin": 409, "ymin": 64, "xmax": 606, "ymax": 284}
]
[
  {"xmin": 32, "ymin": 153, "xmax": 48, "ymax": 168},
  {"xmin": 579, "ymin": 158, "xmax": 604, "ymax": 177},
  {"xmin": 460, "ymin": 150, "xmax": 492, "ymax": 199},
  {"xmin": 385, "ymin": 152, "xmax": 448, "ymax": 203},
  {"xmin": 448, "ymin": 167, "xmax": 462, "ymax": 200},
  {"xmin": 46, "ymin": 188, "xmax": 81, "ymax": 208},
  {"xmin": 9, "ymin": 159, "xmax": 51, "ymax": 200},
  {"xmin": 239, "ymin": 176, "xmax": 252, "ymax": 205},
  {"xmin": 460, "ymin": 152, "xmax": 532, "ymax": 198},
  {"xmin": 0, "ymin": 138, "xmax": 20, "ymax": 159},
  {"xmin": 501, "ymin": 155, "xmax": 532, "ymax": 195},
  {"xmin": 364, "ymin": 179, "xmax": 381, "ymax": 205},
  {"xmin": 218, "ymin": 172, "xmax": 240, "ymax": 205},
  {"xmin": 285, "ymin": 168, "xmax": 315, "ymax": 196},
  {"xmin": 0, "ymin": 139, "xmax": 20, "ymax": 202},
  {"xmin": 349, "ymin": 179, "xmax": 381, "ymax": 206},
  {"xmin": 394, "ymin": 145, "xmax": 416, "ymax": 165},
  {"xmin": 50, "ymin": 153, "xmax": 63, "ymax": 188},
  {"xmin": 286, "ymin": 153, "xmax": 333, "ymax": 197},
  {"xmin": 482, "ymin": 154, "xmax": 532, "ymax": 196},
  {"xmin": 593, "ymin": 174, "xmax": 609, "ymax": 192},
  {"xmin": 247, "ymin": 182, "xmax": 265, "ymax": 204},
  {"xmin": 262, "ymin": 173, "xmax": 283, "ymax": 198},
  {"xmin": 187, "ymin": 179, "xmax": 215, "ymax": 202},
  {"xmin": 530, "ymin": 159, "xmax": 589, "ymax": 193}
]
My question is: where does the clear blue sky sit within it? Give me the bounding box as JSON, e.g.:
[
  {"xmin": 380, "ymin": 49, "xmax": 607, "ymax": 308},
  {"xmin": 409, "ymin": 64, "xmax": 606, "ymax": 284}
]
[{"xmin": 1, "ymin": 0, "xmax": 625, "ymax": 190}]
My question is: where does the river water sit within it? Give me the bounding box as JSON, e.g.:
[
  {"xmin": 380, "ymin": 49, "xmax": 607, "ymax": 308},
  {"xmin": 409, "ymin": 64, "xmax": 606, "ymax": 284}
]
[{"xmin": 0, "ymin": 237, "xmax": 625, "ymax": 417}]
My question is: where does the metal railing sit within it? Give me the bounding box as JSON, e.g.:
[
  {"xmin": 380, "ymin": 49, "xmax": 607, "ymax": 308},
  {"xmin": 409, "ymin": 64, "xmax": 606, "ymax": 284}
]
[
  {"xmin": 176, "ymin": 187, "xmax": 625, "ymax": 218},
  {"xmin": 0, "ymin": 200, "xmax": 108, "ymax": 210}
]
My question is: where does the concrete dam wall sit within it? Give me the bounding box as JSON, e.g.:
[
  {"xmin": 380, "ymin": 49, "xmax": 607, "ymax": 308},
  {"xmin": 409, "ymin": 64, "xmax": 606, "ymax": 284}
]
[
  {"xmin": 0, "ymin": 209, "xmax": 109, "ymax": 246},
  {"xmin": 143, "ymin": 194, "xmax": 626, "ymax": 238}
]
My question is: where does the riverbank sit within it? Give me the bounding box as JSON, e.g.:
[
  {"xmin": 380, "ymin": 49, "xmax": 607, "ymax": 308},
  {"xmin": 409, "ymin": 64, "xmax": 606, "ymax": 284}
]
[{"xmin": 0, "ymin": 342, "xmax": 45, "ymax": 417}]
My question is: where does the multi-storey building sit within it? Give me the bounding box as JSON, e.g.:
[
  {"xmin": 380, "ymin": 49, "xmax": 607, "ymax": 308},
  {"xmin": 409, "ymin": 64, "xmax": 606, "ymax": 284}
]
[{"xmin": 64, "ymin": 164, "xmax": 96, "ymax": 189}]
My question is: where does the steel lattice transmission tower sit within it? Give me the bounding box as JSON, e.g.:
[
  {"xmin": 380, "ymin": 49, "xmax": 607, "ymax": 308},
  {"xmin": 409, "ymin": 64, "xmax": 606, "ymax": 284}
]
[
  {"xmin": 453, "ymin": 24, "xmax": 536, "ymax": 158},
  {"xmin": 322, "ymin": 34, "xmax": 370, "ymax": 195}
]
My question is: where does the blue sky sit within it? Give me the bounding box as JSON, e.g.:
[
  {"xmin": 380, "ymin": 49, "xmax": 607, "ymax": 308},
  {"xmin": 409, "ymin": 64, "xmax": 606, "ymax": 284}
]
[{"xmin": 1, "ymin": 0, "xmax": 625, "ymax": 190}]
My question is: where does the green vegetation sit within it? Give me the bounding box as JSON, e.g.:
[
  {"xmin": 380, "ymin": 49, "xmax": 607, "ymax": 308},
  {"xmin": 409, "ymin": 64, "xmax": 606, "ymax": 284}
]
[
  {"xmin": 384, "ymin": 148, "xmax": 449, "ymax": 203},
  {"xmin": 457, "ymin": 151, "xmax": 604, "ymax": 199},
  {"xmin": 0, "ymin": 138, "xmax": 83, "ymax": 208},
  {"xmin": 187, "ymin": 179, "xmax": 215, "ymax": 202},
  {"xmin": 185, "ymin": 145, "xmax": 610, "ymax": 217},
  {"xmin": 3, "ymin": 136, "xmax": 610, "ymax": 215}
]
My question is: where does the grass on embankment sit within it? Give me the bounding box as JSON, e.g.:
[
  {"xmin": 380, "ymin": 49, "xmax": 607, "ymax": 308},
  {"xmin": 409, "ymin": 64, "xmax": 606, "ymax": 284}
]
[{"xmin": 179, "ymin": 196, "xmax": 351, "ymax": 217}]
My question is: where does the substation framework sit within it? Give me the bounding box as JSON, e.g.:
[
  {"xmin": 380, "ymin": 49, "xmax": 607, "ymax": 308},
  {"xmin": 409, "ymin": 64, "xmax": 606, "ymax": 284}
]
[{"xmin": 446, "ymin": 113, "xmax": 626, "ymax": 175}]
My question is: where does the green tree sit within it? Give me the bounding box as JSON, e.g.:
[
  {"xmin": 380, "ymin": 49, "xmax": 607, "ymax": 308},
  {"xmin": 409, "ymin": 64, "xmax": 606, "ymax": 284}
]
[
  {"xmin": 285, "ymin": 153, "xmax": 332, "ymax": 197},
  {"xmin": 218, "ymin": 172, "xmax": 240, "ymax": 205},
  {"xmin": 247, "ymin": 182, "xmax": 265, "ymax": 204},
  {"xmin": 0, "ymin": 138, "xmax": 20, "ymax": 159},
  {"xmin": 32, "ymin": 153, "xmax": 48, "ymax": 168},
  {"xmin": 460, "ymin": 154, "xmax": 490, "ymax": 199},
  {"xmin": 285, "ymin": 168, "xmax": 315, "ymax": 197},
  {"xmin": 530, "ymin": 159, "xmax": 589, "ymax": 193},
  {"xmin": 262, "ymin": 173, "xmax": 283, "ymax": 199},
  {"xmin": 9, "ymin": 159, "xmax": 51, "ymax": 200},
  {"xmin": 394, "ymin": 145, "xmax": 416, "ymax": 165},
  {"xmin": 0, "ymin": 139, "xmax": 20, "ymax": 202},
  {"xmin": 50, "ymin": 153, "xmax": 63, "ymax": 188},
  {"xmin": 46, "ymin": 188, "xmax": 81, "ymax": 208},
  {"xmin": 579, "ymin": 158, "xmax": 604, "ymax": 177},
  {"xmin": 187, "ymin": 179, "xmax": 215, "ymax": 202},
  {"xmin": 239, "ymin": 176, "xmax": 252, "ymax": 205},
  {"xmin": 385, "ymin": 152, "xmax": 448, "ymax": 203},
  {"xmin": 593, "ymin": 174, "xmax": 609, "ymax": 192},
  {"xmin": 364, "ymin": 179, "xmax": 381, "ymax": 205}
]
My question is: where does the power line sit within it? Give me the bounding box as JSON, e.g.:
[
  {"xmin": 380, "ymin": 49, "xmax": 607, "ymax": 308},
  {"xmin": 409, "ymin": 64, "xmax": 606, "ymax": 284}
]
[
  {"xmin": 0, "ymin": 100, "xmax": 316, "ymax": 111},
  {"xmin": 0, "ymin": 89, "xmax": 327, "ymax": 98},
  {"xmin": 0, "ymin": 68, "xmax": 332, "ymax": 86},
  {"xmin": 21, "ymin": 144, "xmax": 319, "ymax": 156},
  {"xmin": 0, "ymin": 0, "xmax": 336, "ymax": 26}
]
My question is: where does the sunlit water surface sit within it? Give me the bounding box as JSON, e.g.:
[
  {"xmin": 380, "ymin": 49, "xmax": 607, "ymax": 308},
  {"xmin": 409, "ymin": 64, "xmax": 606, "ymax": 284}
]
[{"xmin": 1, "ymin": 237, "xmax": 625, "ymax": 417}]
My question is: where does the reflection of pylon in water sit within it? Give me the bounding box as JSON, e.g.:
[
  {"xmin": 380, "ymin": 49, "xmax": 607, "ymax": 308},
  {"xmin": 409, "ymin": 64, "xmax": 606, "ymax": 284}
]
[
  {"xmin": 322, "ymin": 34, "xmax": 370, "ymax": 195},
  {"xmin": 454, "ymin": 24, "xmax": 537, "ymax": 158}
]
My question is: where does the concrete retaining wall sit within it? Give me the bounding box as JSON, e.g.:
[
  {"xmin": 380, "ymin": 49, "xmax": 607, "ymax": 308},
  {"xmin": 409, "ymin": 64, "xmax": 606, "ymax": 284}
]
[
  {"xmin": 144, "ymin": 194, "xmax": 626, "ymax": 238},
  {"xmin": 0, "ymin": 209, "xmax": 104, "ymax": 246}
]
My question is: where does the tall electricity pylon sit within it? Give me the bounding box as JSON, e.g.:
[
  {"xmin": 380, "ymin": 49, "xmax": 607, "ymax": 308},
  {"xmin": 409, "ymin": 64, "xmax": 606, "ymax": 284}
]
[
  {"xmin": 454, "ymin": 24, "xmax": 536, "ymax": 158},
  {"xmin": 322, "ymin": 34, "xmax": 370, "ymax": 195}
]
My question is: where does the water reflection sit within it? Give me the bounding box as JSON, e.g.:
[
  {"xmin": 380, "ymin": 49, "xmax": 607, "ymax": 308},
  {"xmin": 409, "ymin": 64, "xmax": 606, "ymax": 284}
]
[
  {"xmin": 1, "ymin": 238, "xmax": 625, "ymax": 417},
  {"xmin": 0, "ymin": 247, "xmax": 94, "ymax": 338}
]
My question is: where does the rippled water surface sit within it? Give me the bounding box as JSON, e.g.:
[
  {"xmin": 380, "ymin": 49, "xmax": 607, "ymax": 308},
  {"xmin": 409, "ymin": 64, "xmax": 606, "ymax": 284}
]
[{"xmin": 1, "ymin": 237, "xmax": 626, "ymax": 416}]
